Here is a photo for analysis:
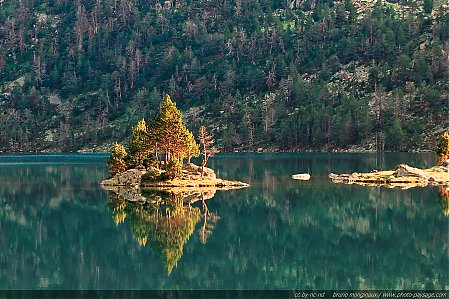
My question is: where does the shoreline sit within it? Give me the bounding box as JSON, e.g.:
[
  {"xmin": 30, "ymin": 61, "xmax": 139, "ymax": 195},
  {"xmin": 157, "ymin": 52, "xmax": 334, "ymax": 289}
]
[
  {"xmin": 0, "ymin": 149, "xmax": 435, "ymax": 155},
  {"xmin": 100, "ymin": 166, "xmax": 250, "ymax": 191},
  {"xmin": 330, "ymin": 164, "xmax": 449, "ymax": 189}
]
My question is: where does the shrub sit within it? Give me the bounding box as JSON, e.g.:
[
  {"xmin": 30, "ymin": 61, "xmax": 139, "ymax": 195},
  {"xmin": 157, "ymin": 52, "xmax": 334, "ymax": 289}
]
[
  {"xmin": 165, "ymin": 158, "xmax": 182, "ymax": 180},
  {"xmin": 436, "ymin": 132, "xmax": 449, "ymax": 165},
  {"xmin": 143, "ymin": 155, "xmax": 157, "ymax": 169},
  {"xmin": 108, "ymin": 143, "xmax": 127, "ymax": 176},
  {"xmin": 141, "ymin": 170, "xmax": 163, "ymax": 182}
]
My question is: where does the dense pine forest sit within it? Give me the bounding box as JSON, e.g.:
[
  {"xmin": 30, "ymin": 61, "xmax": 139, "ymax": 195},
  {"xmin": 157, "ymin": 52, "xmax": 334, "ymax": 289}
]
[{"xmin": 0, "ymin": 0, "xmax": 448, "ymax": 152}]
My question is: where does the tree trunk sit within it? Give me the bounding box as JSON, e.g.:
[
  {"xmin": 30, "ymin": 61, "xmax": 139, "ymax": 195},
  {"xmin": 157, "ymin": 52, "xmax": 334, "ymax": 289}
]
[{"xmin": 201, "ymin": 154, "xmax": 207, "ymax": 178}]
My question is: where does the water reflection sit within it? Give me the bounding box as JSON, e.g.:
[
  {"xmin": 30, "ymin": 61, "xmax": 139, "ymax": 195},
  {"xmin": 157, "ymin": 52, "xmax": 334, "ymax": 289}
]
[
  {"xmin": 0, "ymin": 154, "xmax": 447, "ymax": 290},
  {"xmin": 438, "ymin": 186, "xmax": 449, "ymax": 217},
  {"xmin": 107, "ymin": 189, "xmax": 219, "ymax": 274}
]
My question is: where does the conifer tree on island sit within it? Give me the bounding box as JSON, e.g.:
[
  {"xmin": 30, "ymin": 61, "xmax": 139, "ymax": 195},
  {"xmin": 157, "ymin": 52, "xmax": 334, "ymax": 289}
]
[
  {"xmin": 436, "ymin": 132, "xmax": 449, "ymax": 166},
  {"xmin": 150, "ymin": 95, "xmax": 192, "ymax": 163},
  {"xmin": 128, "ymin": 119, "xmax": 150, "ymax": 168},
  {"xmin": 108, "ymin": 143, "xmax": 127, "ymax": 176},
  {"xmin": 107, "ymin": 94, "xmax": 201, "ymax": 180},
  {"xmin": 185, "ymin": 130, "xmax": 200, "ymax": 164}
]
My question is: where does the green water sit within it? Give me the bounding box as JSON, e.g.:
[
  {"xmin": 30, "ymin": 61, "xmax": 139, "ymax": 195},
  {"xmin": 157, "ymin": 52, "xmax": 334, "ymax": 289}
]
[{"xmin": 0, "ymin": 153, "xmax": 447, "ymax": 290}]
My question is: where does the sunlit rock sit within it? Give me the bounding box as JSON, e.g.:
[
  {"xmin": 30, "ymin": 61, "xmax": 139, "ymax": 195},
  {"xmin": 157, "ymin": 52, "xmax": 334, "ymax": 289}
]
[
  {"xmin": 292, "ymin": 173, "xmax": 311, "ymax": 180},
  {"xmin": 330, "ymin": 164, "xmax": 449, "ymax": 189}
]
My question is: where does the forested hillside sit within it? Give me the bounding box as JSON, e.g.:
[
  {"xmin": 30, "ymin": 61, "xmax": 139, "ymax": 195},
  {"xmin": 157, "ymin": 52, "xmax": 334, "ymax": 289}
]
[{"xmin": 0, "ymin": 0, "xmax": 448, "ymax": 152}]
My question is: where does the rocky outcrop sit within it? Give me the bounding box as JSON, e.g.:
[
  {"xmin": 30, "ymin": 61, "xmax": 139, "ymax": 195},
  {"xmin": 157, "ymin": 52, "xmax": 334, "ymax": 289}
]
[
  {"xmin": 394, "ymin": 164, "xmax": 430, "ymax": 179},
  {"xmin": 183, "ymin": 163, "xmax": 216, "ymax": 179},
  {"xmin": 292, "ymin": 173, "xmax": 311, "ymax": 180},
  {"xmin": 100, "ymin": 163, "xmax": 249, "ymax": 190},
  {"xmin": 330, "ymin": 164, "xmax": 449, "ymax": 189},
  {"xmin": 100, "ymin": 168, "xmax": 147, "ymax": 187}
]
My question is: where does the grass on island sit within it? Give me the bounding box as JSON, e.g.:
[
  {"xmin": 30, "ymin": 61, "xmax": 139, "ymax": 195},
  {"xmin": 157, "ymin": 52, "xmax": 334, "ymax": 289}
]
[{"xmin": 140, "ymin": 168, "xmax": 249, "ymax": 189}]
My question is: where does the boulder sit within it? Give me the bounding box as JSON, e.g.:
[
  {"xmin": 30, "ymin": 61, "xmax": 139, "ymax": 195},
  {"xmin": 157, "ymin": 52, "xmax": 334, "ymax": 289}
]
[
  {"xmin": 184, "ymin": 163, "xmax": 216, "ymax": 179},
  {"xmin": 394, "ymin": 164, "xmax": 429, "ymax": 179},
  {"xmin": 444, "ymin": 159, "xmax": 449, "ymax": 167},
  {"xmin": 202, "ymin": 167, "xmax": 216, "ymax": 179},
  {"xmin": 101, "ymin": 168, "xmax": 147, "ymax": 187},
  {"xmin": 292, "ymin": 173, "xmax": 311, "ymax": 180},
  {"xmin": 184, "ymin": 163, "xmax": 200, "ymax": 172}
]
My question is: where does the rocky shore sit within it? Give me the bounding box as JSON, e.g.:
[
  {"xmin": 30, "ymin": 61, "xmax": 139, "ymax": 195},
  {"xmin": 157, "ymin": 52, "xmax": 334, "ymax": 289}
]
[
  {"xmin": 329, "ymin": 164, "xmax": 449, "ymax": 189},
  {"xmin": 100, "ymin": 163, "xmax": 250, "ymax": 190}
]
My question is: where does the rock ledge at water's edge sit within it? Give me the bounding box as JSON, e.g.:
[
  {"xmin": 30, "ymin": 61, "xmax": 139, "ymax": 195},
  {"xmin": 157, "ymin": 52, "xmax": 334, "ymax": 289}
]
[
  {"xmin": 100, "ymin": 163, "xmax": 250, "ymax": 190},
  {"xmin": 329, "ymin": 164, "xmax": 449, "ymax": 189}
]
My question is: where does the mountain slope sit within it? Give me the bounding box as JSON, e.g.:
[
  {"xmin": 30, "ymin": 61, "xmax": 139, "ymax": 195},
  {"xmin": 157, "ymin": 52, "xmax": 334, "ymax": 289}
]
[{"xmin": 0, "ymin": 0, "xmax": 448, "ymax": 152}]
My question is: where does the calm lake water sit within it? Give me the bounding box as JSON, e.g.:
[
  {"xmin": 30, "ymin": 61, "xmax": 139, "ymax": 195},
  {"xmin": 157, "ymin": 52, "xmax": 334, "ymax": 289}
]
[{"xmin": 0, "ymin": 153, "xmax": 447, "ymax": 290}]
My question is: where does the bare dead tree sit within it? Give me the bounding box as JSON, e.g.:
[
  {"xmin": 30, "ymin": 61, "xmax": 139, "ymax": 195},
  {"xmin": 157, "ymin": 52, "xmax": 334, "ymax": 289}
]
[
  {"xmin": 0, "ymin": 55, "xmax": 5, "ymax": 74},
  {"xmin": 33, "ymin": 52, "xmax": 46, "ymax": 85},
  {"xmin": 75, "ymin": 4, "xmax": 88, "ymax": 51},
  {"xmin": 244, "ymin": 110, "xmax": 254, "ymax": 147},
  {"xmin": 197, "ymin": 125, "xmax": 219, "ymax": 178}
]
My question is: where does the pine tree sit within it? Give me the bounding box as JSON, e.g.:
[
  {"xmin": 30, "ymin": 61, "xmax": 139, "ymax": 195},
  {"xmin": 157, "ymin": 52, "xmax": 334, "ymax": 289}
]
[
  {"xmin": 165, "ymin": 158, "xmax": 182, "ymax": 180},
  {"xmin": 185, "ymin": 129, "xmax": 200, "ymax": 164},
  {"xmin": 149, "ymin": 94, "xmax": 192, "ymax": 164},
  {"xmin": 423, "ymin": 0, "xmax": 433, "ymax": 14},
  {"xmin": 436, "ymin": 132, "xmax": 449, "ymax": 166},
  {"xmin": 128, "ymin": 118, "xmax": 150, "ymax": 168},
  {"xmin": 197, "ymin": 125, "xmax": 219, "ymax": 177},
  {"xmin": 108, "ymin": 142, "xmax": 127, "ymax": 176},
  {"xmin": 345, "ymin": 0, "xmax": 356, "ymax": 23}
]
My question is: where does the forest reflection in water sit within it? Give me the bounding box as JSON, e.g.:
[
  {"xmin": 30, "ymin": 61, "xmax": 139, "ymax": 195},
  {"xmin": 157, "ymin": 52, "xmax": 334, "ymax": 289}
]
[
  {"xmin": 105, "ymin": 182, "xmax": 449, "ymax": 283},
  {"xmin": 0, "ymin": 153, "xmax": 447, "ymax": 290},
  {"xmin": 107, "ymin": 188, "xmax": 220, "ymax": 274},
  {"xmin": 438, "ymin": 185, "xmax": 449, "ymax": 217}
]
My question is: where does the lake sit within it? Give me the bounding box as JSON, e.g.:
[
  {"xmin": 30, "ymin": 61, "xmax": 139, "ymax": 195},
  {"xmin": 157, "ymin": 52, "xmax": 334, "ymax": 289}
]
[{"xmin": 0, "ymin": 153, "xmax": 447, "ymax": 290}]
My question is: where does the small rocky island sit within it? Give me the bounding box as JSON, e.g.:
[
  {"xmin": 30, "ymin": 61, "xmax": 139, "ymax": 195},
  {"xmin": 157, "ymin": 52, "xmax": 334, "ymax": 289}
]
[
  {"xmin": 330, "ymin": 132, "xmax": 449, "ymax": 189},
  {"xmin": 330, "ymin": 164, "xmax": 449, "ymax": 188},
  {"xmin": 100, "ymin": 94, "xmax": 249, "ymax": 192},
  {"xmin": 101, "ymin": 163, "xmax": 249, "ymax": 191}
]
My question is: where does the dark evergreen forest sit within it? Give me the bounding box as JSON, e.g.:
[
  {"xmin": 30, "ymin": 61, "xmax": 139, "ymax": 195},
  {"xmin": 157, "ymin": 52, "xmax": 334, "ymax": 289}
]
[{"xmin": 0, "ymin": 0, "xmax": 448, "ymax": 152}]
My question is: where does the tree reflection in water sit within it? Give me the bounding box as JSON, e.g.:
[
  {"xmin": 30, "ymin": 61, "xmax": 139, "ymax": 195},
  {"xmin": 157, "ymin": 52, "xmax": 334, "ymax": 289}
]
[
  {"xmin": 438, "ymin": 185, "xmax": 449, "ymax": 217},
  {"xmin": 107, "ymin": 188, "xmax": 219, "ymax": 274}
]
